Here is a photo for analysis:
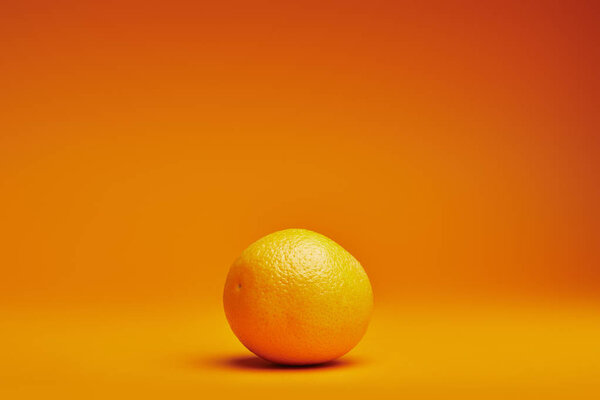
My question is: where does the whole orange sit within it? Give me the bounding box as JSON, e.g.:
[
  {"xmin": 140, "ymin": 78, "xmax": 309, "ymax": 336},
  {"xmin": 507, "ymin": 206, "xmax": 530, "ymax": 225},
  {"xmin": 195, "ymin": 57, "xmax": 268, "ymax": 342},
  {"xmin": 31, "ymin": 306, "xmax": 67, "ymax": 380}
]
[{"xmin": 223, "ymin": 229, "xmax": 373, "ymax": 365}]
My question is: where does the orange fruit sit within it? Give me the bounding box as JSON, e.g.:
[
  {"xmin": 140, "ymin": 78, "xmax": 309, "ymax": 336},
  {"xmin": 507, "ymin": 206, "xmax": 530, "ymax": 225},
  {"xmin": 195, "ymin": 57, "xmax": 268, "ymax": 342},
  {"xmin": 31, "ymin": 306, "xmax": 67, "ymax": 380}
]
[{"xmin": 223, "ymin": 228, "xmax": 373, "ymax": 365}]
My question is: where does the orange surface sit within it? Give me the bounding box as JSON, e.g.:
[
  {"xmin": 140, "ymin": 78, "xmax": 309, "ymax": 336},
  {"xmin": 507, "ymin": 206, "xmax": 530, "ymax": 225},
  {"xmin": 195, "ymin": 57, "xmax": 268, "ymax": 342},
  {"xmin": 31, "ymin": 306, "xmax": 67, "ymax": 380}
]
[
  {"xmin": 2, "ymin": 302, "xmax": 600, "ymax": 399},
  {"xmin": 223, "ymin": 229, "xmax": 373, "ymax": 365},
  {"xmin": 1, "ymin": 1, "xmax": 599, "ymax": 398}
]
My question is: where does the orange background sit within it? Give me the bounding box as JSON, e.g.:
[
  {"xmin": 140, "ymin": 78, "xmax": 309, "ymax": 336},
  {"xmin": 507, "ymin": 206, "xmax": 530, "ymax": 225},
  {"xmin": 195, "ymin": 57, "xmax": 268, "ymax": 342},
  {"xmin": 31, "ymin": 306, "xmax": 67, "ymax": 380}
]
[{"xmin": 1, "ymin": 1, "xmax": 599, "ymax": 398}]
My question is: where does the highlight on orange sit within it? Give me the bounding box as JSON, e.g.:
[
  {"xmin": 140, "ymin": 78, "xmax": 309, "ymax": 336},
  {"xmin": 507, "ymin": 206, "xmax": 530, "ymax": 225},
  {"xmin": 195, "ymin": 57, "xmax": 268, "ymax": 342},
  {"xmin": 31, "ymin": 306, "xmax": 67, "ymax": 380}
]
[{"xmin": 1, "ymin": 1, "xmax": 598, "ymax": 399}]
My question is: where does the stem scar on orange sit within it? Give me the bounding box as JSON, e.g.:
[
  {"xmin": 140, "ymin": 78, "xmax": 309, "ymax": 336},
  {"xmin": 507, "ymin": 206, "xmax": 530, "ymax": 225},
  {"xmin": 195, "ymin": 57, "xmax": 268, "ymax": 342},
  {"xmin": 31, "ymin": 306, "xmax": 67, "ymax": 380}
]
[{"xmin": 223, "ymin": 229, "xmax": 373, "ymax": 365}]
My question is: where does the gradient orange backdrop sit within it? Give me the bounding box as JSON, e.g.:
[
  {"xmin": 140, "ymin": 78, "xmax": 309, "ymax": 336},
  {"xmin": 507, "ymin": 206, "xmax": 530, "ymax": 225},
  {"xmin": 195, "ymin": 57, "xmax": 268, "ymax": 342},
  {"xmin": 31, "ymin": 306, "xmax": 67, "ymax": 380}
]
[{"xmin": 1, "ymin": 1, "xmax": 599, "ymax": 399}]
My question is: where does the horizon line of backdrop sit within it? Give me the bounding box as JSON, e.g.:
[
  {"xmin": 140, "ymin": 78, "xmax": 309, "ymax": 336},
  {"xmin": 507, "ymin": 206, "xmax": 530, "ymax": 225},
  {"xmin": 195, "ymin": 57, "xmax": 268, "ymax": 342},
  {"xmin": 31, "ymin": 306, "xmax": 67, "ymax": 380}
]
[{"xmin": 1, "ymin": 0, "xmax": 598, "ymax": 307}]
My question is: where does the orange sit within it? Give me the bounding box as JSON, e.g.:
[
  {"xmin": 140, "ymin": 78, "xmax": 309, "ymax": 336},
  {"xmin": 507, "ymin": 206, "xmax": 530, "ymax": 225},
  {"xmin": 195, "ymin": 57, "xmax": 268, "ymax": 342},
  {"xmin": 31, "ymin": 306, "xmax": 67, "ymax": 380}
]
[{"xmin": 223, "ymin": 228, "xmax": 373, "ymax": 365}]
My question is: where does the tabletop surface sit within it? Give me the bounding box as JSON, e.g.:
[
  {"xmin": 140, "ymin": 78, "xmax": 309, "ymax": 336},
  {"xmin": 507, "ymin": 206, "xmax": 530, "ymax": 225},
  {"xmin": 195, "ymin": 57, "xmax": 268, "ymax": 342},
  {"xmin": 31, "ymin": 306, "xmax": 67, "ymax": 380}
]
[{"xmin": 2, "ymin": 301, "xmax": 599, "ymax": 400}]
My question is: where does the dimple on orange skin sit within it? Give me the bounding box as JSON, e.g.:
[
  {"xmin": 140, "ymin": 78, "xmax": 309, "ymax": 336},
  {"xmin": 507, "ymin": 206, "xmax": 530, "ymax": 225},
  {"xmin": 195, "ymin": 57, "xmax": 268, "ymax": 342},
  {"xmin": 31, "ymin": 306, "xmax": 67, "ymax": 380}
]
[{"xmin": 223, "ymin": 229, "xmax": 373, "ymax": 365}]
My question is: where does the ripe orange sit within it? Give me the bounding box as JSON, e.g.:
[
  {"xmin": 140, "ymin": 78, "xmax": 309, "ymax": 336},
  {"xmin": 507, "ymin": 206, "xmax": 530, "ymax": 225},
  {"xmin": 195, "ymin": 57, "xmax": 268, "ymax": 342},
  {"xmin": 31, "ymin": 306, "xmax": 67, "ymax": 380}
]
[{"xmin": 223, "ymin": 229, "xmax": 373, "ymax": 365}]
